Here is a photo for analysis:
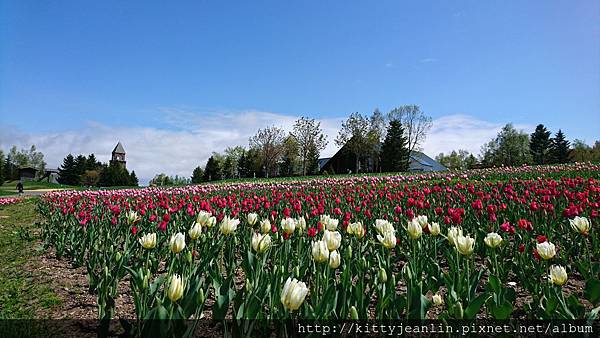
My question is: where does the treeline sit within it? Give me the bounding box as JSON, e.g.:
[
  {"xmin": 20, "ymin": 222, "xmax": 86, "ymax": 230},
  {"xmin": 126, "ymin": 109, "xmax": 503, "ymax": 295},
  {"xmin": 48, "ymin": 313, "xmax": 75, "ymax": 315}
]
[
  {"xmin": 191, "ymin": 116, "xmax": 330, "ymax": 182},
  {"xmin": 57, "ymin": 153, "xmax": 138, "ymax": 187},
  {"xmin": 436, "ymin": 123, "xmax": 600, "ymax": 170},
  {"xmin": 191, "ymin": 106, "xmax": 432, "ymax": 182},
  {"xmin": 0, "ymin": 145, "xmax": 47, "ymax": 184}
]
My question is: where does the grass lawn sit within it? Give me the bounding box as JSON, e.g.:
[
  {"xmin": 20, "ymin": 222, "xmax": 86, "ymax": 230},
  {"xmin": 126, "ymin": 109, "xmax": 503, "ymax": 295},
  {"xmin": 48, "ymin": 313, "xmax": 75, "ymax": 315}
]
[
  {"xmin": 0, "ymin": 198, "xmax": 61, "ymax": 319},
  {"xmin": 1, "ymin": 180, "xmax": 73, "ymax": 192}
]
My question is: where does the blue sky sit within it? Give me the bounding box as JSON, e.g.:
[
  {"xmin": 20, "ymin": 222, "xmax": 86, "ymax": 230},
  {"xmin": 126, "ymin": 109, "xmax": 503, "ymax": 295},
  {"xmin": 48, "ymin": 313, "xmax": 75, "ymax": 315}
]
[{"xmin": 1, "ymin": 1, "xmax": 598, "ymax": 182}]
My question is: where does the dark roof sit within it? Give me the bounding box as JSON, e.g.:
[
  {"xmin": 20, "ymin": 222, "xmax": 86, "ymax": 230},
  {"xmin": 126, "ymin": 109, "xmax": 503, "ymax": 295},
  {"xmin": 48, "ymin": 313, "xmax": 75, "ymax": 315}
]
[
  {"xmin": 318, "ymin": 158, "xmax": 331, "ymax": 170},
  {"xmin": 112, "ymin": 142, "xmax": 125, "ymax": 154},
  {"xmin": 409, "ymin": 151, "xmax": 447, "ymax": 171}
]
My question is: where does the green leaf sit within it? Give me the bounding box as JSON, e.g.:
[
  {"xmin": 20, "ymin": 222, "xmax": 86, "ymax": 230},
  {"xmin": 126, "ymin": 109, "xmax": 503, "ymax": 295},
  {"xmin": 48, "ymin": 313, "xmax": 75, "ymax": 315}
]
[
  {"xmin": 584, "ymin": 279, "xmax": 600, "ymax": 305},
  {"xmin": 464, "ymin": 293, "xmax": 488, "ymax": 319},
  {"xmin": 490, "ymin": 300, "xmax": 513, "ymax": 319},
  {"xmin": 488, "ymin": 275, "xmax": 501, "ymax": 294}
]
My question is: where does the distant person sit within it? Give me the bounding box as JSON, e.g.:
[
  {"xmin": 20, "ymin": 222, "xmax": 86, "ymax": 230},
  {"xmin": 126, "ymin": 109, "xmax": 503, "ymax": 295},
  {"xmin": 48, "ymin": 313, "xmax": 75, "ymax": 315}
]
[{"xmin": 16, "ymin": 181, "xmax": 24, "ymax": 195}]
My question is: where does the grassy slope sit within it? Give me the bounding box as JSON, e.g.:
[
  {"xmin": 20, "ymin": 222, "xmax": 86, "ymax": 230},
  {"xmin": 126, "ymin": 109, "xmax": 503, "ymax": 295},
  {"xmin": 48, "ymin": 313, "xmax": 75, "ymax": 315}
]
[{"xmin": 0, "ymin": 198, "xmax": 61, "ymax": 318}]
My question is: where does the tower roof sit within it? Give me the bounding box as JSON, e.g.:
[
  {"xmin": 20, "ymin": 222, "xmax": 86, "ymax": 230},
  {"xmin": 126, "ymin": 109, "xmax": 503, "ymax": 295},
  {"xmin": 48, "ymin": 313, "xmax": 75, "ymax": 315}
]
[{"xmin": 112, "ymin": 142, "xmax": 125, "ymax": 154}]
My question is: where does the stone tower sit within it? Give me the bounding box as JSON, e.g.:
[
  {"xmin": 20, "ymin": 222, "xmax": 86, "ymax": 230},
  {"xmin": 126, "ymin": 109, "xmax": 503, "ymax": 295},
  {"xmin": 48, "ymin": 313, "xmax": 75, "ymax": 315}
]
[{"xmin": 111, "ymin": 142, "xmax": 126, "ymax": 168}]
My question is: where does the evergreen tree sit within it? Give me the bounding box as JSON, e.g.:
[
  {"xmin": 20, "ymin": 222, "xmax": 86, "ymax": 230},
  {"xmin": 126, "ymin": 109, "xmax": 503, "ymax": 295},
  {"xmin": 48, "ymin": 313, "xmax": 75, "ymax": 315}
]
[
  {"xmin": 380, "ymin": 119, "xmax": 410, "ymax": 172},
  {"xmin": 306, "ymin": 143, "xmax": 320, "ymax": 175},
  {"xmin": 74, "ymin": 154, "xmax": 88, "ymax": 184},
  {"xmin": 203, "ymin": 156, "xmax": 222, "ymax": 181},
  {"xmin": 86, "ymin": 154, "xmax": 101, "ymax": 171},
  {"xmin": 58, "ymin": 154, "xmax": 79, "ymax": 185},
  {"xmin": 191, "ymin": 166, "xmax": 204, "ymax": 183},
  {"xmin": 4, "ymin": 154, "xmax": 16, "ymax": 181},
  {"xmin": 0, "ymin": 151, "xmax": 5, "ymax": 186},
  {"xmin": 529, "ymin": 124, "xmax": 552, "ymax": 165},
  {"xmin": 129, "ymin": 170, "xmax": 139, "ymax": 186},
  {"xmin": 551, "ymin": 130, "xmax": 571, "ymax": 163}
]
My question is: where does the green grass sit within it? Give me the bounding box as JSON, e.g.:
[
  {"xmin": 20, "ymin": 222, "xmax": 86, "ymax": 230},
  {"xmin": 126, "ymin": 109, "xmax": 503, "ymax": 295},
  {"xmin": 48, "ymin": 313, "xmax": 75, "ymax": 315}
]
[
  {"xmin": 0, "ymin": 198, "xmax": 62, "ymax": 318},
  {"xmin": 0, "ymin": 180, "xmax": 73, "ymax": 191}
]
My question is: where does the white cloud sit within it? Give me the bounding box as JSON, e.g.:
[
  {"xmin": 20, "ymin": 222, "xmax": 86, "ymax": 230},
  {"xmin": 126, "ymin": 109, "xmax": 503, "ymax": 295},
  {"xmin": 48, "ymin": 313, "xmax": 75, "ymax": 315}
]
[
  {"xmin": 0, "ymin": 111, "xmax": 530, "ymax": 184},
  {"xmin": 422, "ymin": 114, "xmax": 532, "ymax": 157}
]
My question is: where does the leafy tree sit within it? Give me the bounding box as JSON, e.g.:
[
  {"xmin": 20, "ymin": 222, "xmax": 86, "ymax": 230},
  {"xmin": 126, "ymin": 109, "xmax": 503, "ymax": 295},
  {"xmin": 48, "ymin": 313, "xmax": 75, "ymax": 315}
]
[
  {"xmin": 239, "ymin": 148, "xmax": 261, "ymax": 178},
  {"xmin": 249, "ymin": 126, "xmax": 286, "ymax": 178},
  {"xmin": 550, "ymin": 129, "xmax": 571, "ymax": 164},
  {"xmin": 388, "ymin": 105, "xmax": 433, "ymax": 161},
  {"xmin": 280, "ymin": 135, "xmax": 299, "ymax": 177},
  {"xmin": 74, "ymin": 155, "xmax": 88, "ymax": 183},
  {"xmin": 58, "ymin": 154, "xmax": 79, "ymax": 185},
  {"xmin": 435, "ymin": 149, "xmax": 473, "ymax": 170},
  {"xmin": 191, "ymin": 166, "xmax": 204, "ymax": 184},
  {"xmin": 80, "ymin": 170, "xmax": 100, "ymax": 186},
  {"xmin": 6, "ymin": 145, "xmax": 46, "ymax": 178},
  {"xmin": 291, "ymin": 117, "xmax": 328, "ymax": 176},
  {"xmin": 529, "ymin": 124, "xmax": 552, "ymax": 165},
  {"xmin": 129, "ymin": 171, "xmax": 139, "ymax": 186},
  {"xmin": 570, "ymin": 140, "xmax": 591, "ymax": 162},
  {"xmin": 335, "ymin": 112, "xmax": 371, "ymax": 172},
  {"xmin": 380, "ymin": 119, "xmax": 410, "ymax": 172},
  {"xmin": 480, "ymin": 124, "xmax": 531, "ymax": 167},
  {"xmin": 3, "ymin": 154, "xmax": 15, "ymax": 181},
  {"xmin": 222, "ymin": 146, "xmax": 245, "ymax": 179}
]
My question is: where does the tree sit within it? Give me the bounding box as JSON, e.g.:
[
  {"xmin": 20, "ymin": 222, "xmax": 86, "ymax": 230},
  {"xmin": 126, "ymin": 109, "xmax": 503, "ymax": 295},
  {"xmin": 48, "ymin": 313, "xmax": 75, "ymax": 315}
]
[
  {"xmin": 129, "ymin": 171, "xmax": 139, "ymax": 186},
  {"xmin": 86, "ymin": 154, "xmax": 102, "ymax": 171},
  {"xmin": 98, "ymin": 162, "xmax": 131, "ymax": 187},
  {"xmin": 550, "ymin": 130, "xmax": 571, "ymax": 164},
  {"xmin": 380, "ymin": 119, "xmax": 410, "ymax": 172},
  {"xmin": 5, "ymin": 145, "xmax": 46, "ymax": 178},
  {"xmin": 222, "ymin": 146, "xmax": 245, "ymax": 179},
  {"xmin": 529, "ymin": 124, "xmax": 552, "ymax": 165},
  {"xmin": 80, "ymin": 170, "xmax": 100, "ymax": 186},
  {"xmin": 203, "ymin": 155, "xmax": 222, "ymax": 181},
  {"xmin": 291, "ymin": 117, "xmax": 328, "ymax": 176},
  {"xmin": 435, "ymin": 149, "xmax": 473, "ymax": 170},
  {"xmin": 335, "ymin": 113, "xmax": 371, "ymax": 172},
  {"xmin": 74, "ymin": 155, "xmax": 88, "ymax": 184},
  {"xmin": 3, "ymin": 153, "xmax": 15, "ymax": 181},
  {"xmin": 388, "ymin": 105, "xmax": 432, "ymax": 165},
  {"xmin": 239, "ymin": 148, "xmax": 261, "ymax": 178},
  {"xmin": 0, "ymin": 150, "xmax": 5, "ymax": 186},
  {"xmin": 249, "ymin": 126, "xmax": 286, "ymax": 178},
  {"xmin": 480, "ymin": 124, "xmax": 531, "ymax": 167},
  {"xmin": 58, "ymin": 154, "xmax": 79, "ymax": 185},
  {"xmin": 570, "ymin": 140, "xmax": 591, "ymax": 162},
  {"xmin": 280, "ymin": 135, "xmax": 299, "ymax": 177},
  {"xmin": 191, "ymin": 166, "xmax": 204, "ymax": 184}
]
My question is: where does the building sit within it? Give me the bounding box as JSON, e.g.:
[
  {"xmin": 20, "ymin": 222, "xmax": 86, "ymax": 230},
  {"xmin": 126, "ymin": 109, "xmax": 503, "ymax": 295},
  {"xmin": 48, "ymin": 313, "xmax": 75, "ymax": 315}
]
[
  {"xmin": 18, "ymin": 166, "xmax": 38, "ymax": 181},
  {"xmin": 319, "ymin": 141, "xmax": 446, "ymax": 174},
  {"xmin": 110, "ymin": 142, "xmax": 126, "ymax": 168}
]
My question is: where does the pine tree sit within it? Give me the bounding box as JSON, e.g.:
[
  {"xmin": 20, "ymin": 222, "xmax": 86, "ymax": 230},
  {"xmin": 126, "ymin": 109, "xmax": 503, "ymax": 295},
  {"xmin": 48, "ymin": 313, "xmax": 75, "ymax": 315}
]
[
  {"xmin": 86, "ymin": 154, "xmax": 101, "ymax": 171},
  {"xmin": 203, "ymin": 156, "xmax": 221, "ymax": 181},
  {"xmin": 380, "ymin": 119, "xmax": 410, "ymax": 172},
  {"xmin": 129, "ymin": 171, "xmax": 139, "ymax": 186},
  {"xmin": 551, "ymin": 130, "xmax": 571, "ymax": 163},
  {"xmin": 58, "ymin": 154, "xmax": 79, "ymax": 185},
  {"xmin": 191, "ymin": 166, "xmax": 204, "ymax": 183},
  {"xmin": 529, "ymin": 124, "xmax": 552, "ymax": 165},
  {"xmin": 73, "ymin": 155, "xmax": 87, "ymax": 184},
  {"xmin": 0, "ymin": 151, "xmax": 5, "ymax": 186}
]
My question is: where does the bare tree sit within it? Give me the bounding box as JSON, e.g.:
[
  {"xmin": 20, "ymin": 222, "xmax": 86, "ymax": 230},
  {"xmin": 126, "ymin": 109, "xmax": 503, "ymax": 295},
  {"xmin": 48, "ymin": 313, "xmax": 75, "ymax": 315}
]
[
  {"xmin": 388, "ymin": 105, "xmax": 432, "ymax": 158},
  {"xmin": 291, "ymin": 117, "xmax": 328, "ymax": 176},
  {"xmin": 249, "ymin": 126, "xmax": 286, "ymax": 178}
]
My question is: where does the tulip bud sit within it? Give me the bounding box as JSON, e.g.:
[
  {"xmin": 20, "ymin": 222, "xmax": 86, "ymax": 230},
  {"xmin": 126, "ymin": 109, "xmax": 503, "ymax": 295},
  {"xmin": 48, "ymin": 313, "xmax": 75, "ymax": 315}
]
[
  {"xmin": 350, "ymin": 306, "xmax": 359, "ymax": 320},
  {"xmin": 453, "ymin": 301, "xmax": 463, "ymax": 319},
  {"xmin": 185, "ymin": 251, "xmax": 193, "ymax": 264},
  {"xmin": 142, "ymin": 274, "xmax": 149, "ymax": 289},
  {"xmin": 347, "ymin": 245, "xmax": 353, "ymax": 259},
  {"xmin": 169, "ymin": 232, "xmax": 186, "ymax": 253},
  {"xmin": 295, "ymin": 266, "xmax": 300, "ymax": 278},
  {"xmin": 361, "ymin": 257, "xmax": 367, "ymax": 269},
  {"xmin": 197, "ymin": 288, "xmax": 205, "ymax": 304},
  {"xmin": 167, "ymin": 274, "xmax": 184, "ymax": 302},
  {"xmin": 104, "ymin": 266, "xmax": 109, "ymax": 278},
  {"xmin": 115, "ymin": 252, "xmax": 122, "ymax": 262},
  {"xmin": 432, "ymin": 293, "xmax": 443, "ymax": 306},
  {"xmin": 245, "ymin": 278, "xmax": 252, "ymax": 292},
  {"xmin": 378, "ymin": 268, "xmax": 387, "ymax": 284}
]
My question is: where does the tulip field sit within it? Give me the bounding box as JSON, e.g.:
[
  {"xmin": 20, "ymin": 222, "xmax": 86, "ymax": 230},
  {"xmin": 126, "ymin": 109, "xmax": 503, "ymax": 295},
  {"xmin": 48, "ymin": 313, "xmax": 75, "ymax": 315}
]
[{"xmin": 37, "ymin": 163, "xmax": 600, "ymax": 335}]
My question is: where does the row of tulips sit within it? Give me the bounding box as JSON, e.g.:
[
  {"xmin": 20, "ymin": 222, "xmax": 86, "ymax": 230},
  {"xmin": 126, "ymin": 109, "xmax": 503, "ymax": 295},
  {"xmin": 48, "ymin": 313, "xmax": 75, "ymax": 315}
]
[{"xmin": 36, "ymin": 164, "xmax": 600, "ymax": 336}]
